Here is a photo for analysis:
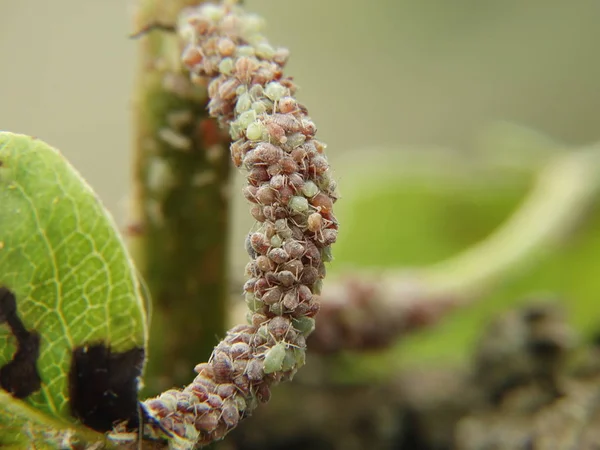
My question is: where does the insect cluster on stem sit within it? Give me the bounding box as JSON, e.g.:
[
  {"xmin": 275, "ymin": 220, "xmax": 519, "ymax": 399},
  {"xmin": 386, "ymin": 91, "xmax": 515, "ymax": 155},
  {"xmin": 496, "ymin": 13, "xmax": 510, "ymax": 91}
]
[{"xmin": 141, "ymin": 2, "xmax": 339, "ymax": 448}]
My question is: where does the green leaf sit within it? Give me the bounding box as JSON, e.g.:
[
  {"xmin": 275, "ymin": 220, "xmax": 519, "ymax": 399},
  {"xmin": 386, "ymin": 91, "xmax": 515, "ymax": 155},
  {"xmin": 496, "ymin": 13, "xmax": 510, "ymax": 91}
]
[{"xmin": 0, "ymin": 132, "xmax": 148, "ymax": 445}]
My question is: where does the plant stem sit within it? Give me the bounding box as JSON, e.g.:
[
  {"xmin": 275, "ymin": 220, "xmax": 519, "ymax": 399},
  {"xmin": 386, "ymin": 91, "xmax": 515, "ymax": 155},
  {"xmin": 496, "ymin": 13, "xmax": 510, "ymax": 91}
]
[
  {"xmin": 130, "ymin": 0, "xmax": 230, "ymax": 394},
  {"xmin": 422, "ymin": 146, "xmax": 600, "ymax": 298}
]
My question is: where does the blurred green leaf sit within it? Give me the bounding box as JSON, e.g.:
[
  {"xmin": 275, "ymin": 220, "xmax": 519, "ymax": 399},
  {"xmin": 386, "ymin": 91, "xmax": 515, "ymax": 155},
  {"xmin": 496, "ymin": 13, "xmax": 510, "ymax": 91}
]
[{"xmin": 333, "ymin": 147, "xmax": 600, "ymax": 371}]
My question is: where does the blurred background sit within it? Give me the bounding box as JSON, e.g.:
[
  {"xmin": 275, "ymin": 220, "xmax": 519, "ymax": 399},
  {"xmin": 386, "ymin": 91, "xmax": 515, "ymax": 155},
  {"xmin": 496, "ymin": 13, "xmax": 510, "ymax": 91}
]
[{"xmin": 2, "ymin": 1, "xmax": 600, "ymax": 448}]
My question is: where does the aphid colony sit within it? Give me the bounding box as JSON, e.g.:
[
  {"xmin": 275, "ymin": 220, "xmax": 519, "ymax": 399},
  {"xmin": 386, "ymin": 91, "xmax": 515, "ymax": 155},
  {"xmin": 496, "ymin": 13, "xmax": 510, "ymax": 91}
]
[{"xmin": 143, "ymin": 2, "xmax": 339, "ymax": 445}]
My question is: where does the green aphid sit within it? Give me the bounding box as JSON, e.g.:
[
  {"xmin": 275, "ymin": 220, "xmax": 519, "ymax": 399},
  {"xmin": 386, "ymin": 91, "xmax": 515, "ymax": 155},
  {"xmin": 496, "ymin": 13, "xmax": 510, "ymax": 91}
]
[{"xmin": 263, "ymin": 342, "xmax": 286, "ymax": 374}]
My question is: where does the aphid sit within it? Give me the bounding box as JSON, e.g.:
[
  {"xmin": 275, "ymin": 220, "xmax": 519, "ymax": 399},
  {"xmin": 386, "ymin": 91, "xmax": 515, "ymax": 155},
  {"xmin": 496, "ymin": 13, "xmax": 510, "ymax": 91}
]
[
  {"xmin": 288, "ymin": 196, "xmax": 309, "ymax": 213},
  {"xmin": 300, "ymin": 266, "xmax": 319, "ymax": 285},
  {"xmin": 207, "ymin": 393, "xmax": 223, "ymax": 409},
  {"xmin": 277, "ymin": 270, "xmax": 296, "ymax": 287},
  {"xmin": 256, "ymin": 185, "xmax": 276, "ymax": 205},
  {"xmin": 217, "ymin": 37, "xmax": 236, "ymax": 56},
  {"xmin": 282, "ymin": 290, "xmax": 299, "ymax": 311},
  {"xmin": 234, "ymin": 57, "xmax": 258, "ymax": 83},
  {"xmin": 268, "ymin": 248, "xmax": 289, "ymax": 264},
  {"xmin": 212, "ymin": 354, "xmax": 234, "ymax": 383},
  {"xmin": 281, "ymin": 348, "xmax": 297, "ymax": 372},
  {"xmin": 181, "ymin": 45, "xmax": 203, "ymax": 67},
  {"xmin": 278, "ymin": 97, "xmax": 297, "ymax": 114},
  {"xmin": 264, "ymin": 82, "xmax": 287, "ymax": 101},
  {"xmin": 261, "ymin": 286, "xmax": 283, "ymax": 305},
  {"xmin": 269, "ymin": 302, "xmax": 284, "ymax": 316},
  {"xmin": 249, "ymin": 232, "xmax": 270, "ymax": 255},
  {"xmin": 307, "ymin": 212, "xmax": 322, "ymax": 233},
  {"xmin": 245, "ymin": 359, "xmax": 264, "ymax": 381},
  {"xmin": 266, "ymin": 122, "xmax": 287, "ymax": 144},
  {"xmin": 194, "ymin": 411, "xmax": 219, "ymax": 432},
  {"xmin": 301, "ymin": 180, "xmax": 319, "ymax": 198},
  {"xmin": 280, "ymin": 157, "xmax": 299, "ymax": 175},
  {"xmin": 220, "ymin": 401, "xmax": 240, "ymax": 428},
  {"xmin": 292, "ymin": 317, "xmax": 315, "ymax": 336},
  {"xmin": 256, "ymin": 255, "xmax": 275, "ymax": 272},
  {"xmin": 250, "ymin": 204, "xmax": 266, "ymax": 222},
  {"xmin": 263, "ymin": 342, "xmax": 286, "ymax": 374},
  {"xmin": 268, "ymin": 316, "xmax": 291, "ymax": 339},
  {"xmin": 309, "ymin": 192, "xmax": 333, "ymax": 214}
]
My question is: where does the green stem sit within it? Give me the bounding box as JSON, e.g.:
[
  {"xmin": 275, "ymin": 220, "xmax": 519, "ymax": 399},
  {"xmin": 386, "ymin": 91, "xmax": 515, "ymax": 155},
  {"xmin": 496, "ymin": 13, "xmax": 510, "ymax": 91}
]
[
  {"xmin": 130, "ymin": 0, "xmax": 230, "ymax": 395},
  {"xmin": 422, "ymin": 146, "xmax": 600, "ymax": 298}
]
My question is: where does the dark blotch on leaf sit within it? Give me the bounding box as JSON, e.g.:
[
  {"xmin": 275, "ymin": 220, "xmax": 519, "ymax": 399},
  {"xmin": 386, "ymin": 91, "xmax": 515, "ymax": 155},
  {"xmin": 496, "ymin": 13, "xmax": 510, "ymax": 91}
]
[
  {"xmin": 0, "ymin": 287, "xmax": 42, "ymax": 398},
  {"xmin": 69, "ymin": 344, "xmax": 145, "ymax": 432}
]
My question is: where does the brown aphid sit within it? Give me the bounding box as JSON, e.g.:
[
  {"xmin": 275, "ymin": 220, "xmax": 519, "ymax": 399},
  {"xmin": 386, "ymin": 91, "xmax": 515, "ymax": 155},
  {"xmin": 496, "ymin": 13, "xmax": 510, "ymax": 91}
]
[
  {"xmin": 268, "ymin": 248, "xmax": 289, "ymax": 264},
  {"xmin": 242, "ymin": 185, "xmax": 258, "ymax": 203},
  {"xmin": 212, "ymin": 354, "xmax": 234, "ymax": 383},
  {"xmin": 250, "ymin": 204, "xmax": 266, "ymax": 222},
  {"xmin": 245, "ymin": 260, "xmax": 260, "ymax": 278},
  {"xmin": 284, "ymin": 240, "xmax": 305, "ymax": 259},
  {"xmin": 300, "ymin": 266, "xmax": 319, "ymax": 285},
  {"xmin": 206, "ymin": 387, "xmax": 223, "ymax": 408},
  {"xmin": 267, "ymin": 163, "xmax": 282, "ymax": 177},
  {"xmin": 231, "ymin": 141, "xmax": 244, "ymax": 167},
  {"xmin": 269, "ymin": 318, "xmax": 291, "ymax": 340},
  {"xmin": 256, "ymin": 185, "xmax": 276, "ymax": 205},
  {"xmin": 233, "ymin": 374, "xmax": 250, "ymax": 395},
  {"xmin": 307, "ymin": 212, "xmax": 322, "ymax": 233},
  {"xmin": 320, "ymin": 228, "xmax": 337, "ymax": 246},
  {"xmin": 269, "ymin": 113, "xmax": 302, "ymax": 132},
  {"xmin": 256, "ymin": 383, "xmax": 271, "ymax": 403},
  {"xmin": 250, "ymin": 232, "xmax": 270, "ymax": 255},
  {"xmin": 211, "ymin": 423, "xmax": 230, "ymax": 441},
  {"xmin": 217, "ymin": 37, "xmax": 235, "ymax": 56},
  {"xmin": 253, "ymin": 277, "xmax": 270, "ymax": 297},
  {"xmin": 278, "ymin": 96, "xmax": 297, "ymax": 114},
  {"xmin": 266, "ymin": 122, "xmax": 287, "ymax": 144},
  {"xmin": 217, "ymin": 78, "xmax": 240, "ymax": 102},
  {"xmin": 251, "ymin": 313, "xmax": 268, "ymax": 328},
  {"xmin": 216, "ymin": 383, "xmax": 237, "ymax": 399},
  {"xmin": 193, "ymin": 362, "xmax": 214, "ymax": 377},
  {"xmin": 188, "ymin": 401, "xmax": 211, "ymax": 415},
  {"xmin": 288, "ymin": 173, "xmax": 304, "ymax": 191},
  {"xmin": 254, "ymin": 142, "xmax": 283, "ymax": 165},
  {"xmin": 269, "ymin": 174, "xmax": 286, "ymax": 190},
  {"xmin": 188, "ymin": 16, "xmax": 211, "ymax": 36},
  {"xmin": 280, "ymin": 157, "xmax": 298, "ymax": 175},
  {"xmin": 282, "ymin": 290, "xmax": 299, "ymax": 311},
  {"xmin": 278, "ymin": 185, "xmax": 294, "ymax": 204},
  {"xmin": 291, "ymin": 147, "xmax": 308, "ymax": 163},
  {"xmin": 235, "ymin": 56, "xmax": 259, "ymax": 83},
  {"xmin": 230, "ymin": 342, "xmax": 251, "ymax": 360},
  {"xmin": 277, "ymin": 270, "xmax": 296, "ymax": 287},
  {"xmin": 310, "ymin": 192, "xmax": 333, "ymax": 214},
  {"xmin": 248, "ymin": 166, "xmax": 270, "ymax": 184},
  {"xmin": 262, "ymin": 286, "xmax": 283, "ymax": 305},
  {"xmin": 310, "ymin": 155, "xmax": 329, "ymax": 176},
  {"xmin": 301, "ymin": 118, "xmax": 317, "ymax": 136},
  {"xmin": 195, "ymin": 411, "xmax": 219, "ymax": 433},
  {"xmin": 145, "ymin": 399, "xmax": 170, "ymax": 419},
  {"xmin": 256, "ymin": 255, "xmax": 275, "ymax": 272},
  {"xmin": 281, "ymin": 259, "xmax": 303, "ymax": 277},
  {"xmin": 306, "ymin": 302, "xmax": 321, "ymax": 318},
  {"xmin": 303, "ymin": 241, "xmax": 321, "ymax": 265},
  {"xmin": 182, "ymin": 45, "xmax": 203, "ymax": 68},
  {"xmin": 297, "ymin": 284, "xmax": 313, "ymax": 303},
  {"xmin": 195, "ymin": 376, "xmax": 217, "ymax": 393},
  {"xmin": 221, "ymin": 401, "xmax": 240, "ymax": 428},
  {"xmin": 245, "ymin": 358, "xmax": 264, "ymax": 381}
]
